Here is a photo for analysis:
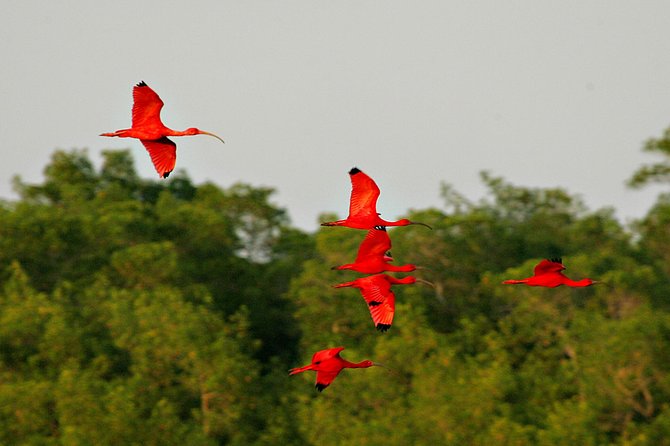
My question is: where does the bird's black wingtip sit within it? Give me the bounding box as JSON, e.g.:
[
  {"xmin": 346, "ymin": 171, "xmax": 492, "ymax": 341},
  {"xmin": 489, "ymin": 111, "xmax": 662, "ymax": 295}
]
[
  {"xmin": 376, "ymin": 324, "xmax": 391, "ymax": 332},
  {"xmin": 349, "ymin": 167, "xmax": 361, "ymax": 175},
  {"xmin": 136, "ymin": 80, "xmax": 148, "ymax": 88},
  {"xmin": 315, "ymin": 383, "xmax": 328, "ymax": 392},
  {"xmin": 369, "ymin": 301, "xmax": 382, "ymax": 307},
  {"xmin": 374, "ymin": 225, "xmax": 387, "ymax": 231},
  {"xmin": 549, "ymin": 257, "xmax": 563, "ymax": 264}
]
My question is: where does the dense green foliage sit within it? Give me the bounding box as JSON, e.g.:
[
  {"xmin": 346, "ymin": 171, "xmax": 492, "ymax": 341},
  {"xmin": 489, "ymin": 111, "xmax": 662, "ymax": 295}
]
[{"xmin": 1, "ymin": 143, "xmax": 670, "ymax": 445}]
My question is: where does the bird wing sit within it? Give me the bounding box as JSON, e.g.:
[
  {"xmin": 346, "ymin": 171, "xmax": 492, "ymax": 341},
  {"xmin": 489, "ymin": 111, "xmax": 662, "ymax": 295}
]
[
  {"xmin": 358, "ymin": 275, "xmax": 395, "ymax": 329},
  {"xmin": 140, "ymin": 137, "xmax": 177, "ymax": 178},
  {"xmin": 368, "ymin": 291, "xmax": 395, "ymax": 330},
  {"xmin": 348, "ymin": 168, "xmax": 380, "ymax": 219},
  {"xmin": 132, "ymin": 81, "xmax": 165, "ymax": 129},
  {"xmin": 312, "ymin": 347, "xmax": 345, "ymax": 364},
  {"xmin": 355, "ymin": 227, "xmax": 391, "ymax": 263},
  {"xmin": 315, "ymin": 369, "xmax": 342, "ymax": 390},
  {"xmin": 533, "ymin": 258, "xmax": 565, "ymax": 276}
]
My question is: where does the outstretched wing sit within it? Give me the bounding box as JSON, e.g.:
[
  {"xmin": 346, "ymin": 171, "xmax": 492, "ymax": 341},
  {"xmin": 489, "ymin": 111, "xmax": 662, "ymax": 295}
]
[
  {"xmin": 140, "ymin": 137, "xmax": 177, "ymax": 178},
  {"xmin": 311, "ymin": 347, "xmax": 345, "ymax": 364},
  {"xmin": 533, "ymin": 258, "xmax": 565, "ymax": 276},
  {"xmin": 348, "ymin": 168, "xmax": 380, "ymax": 220},
  {"xmin": 315, "ymin": 369, "xmax": 342, "ymax": 391},
  {"xmin": 355, "ymin": 226, "xmax": 391, "ymax": 263},
  {"xmin": 358, "ymin": 275, "xmax": 395, "ymax": 331},
  {"xmin": 312, "ymin": 347, "xmax": 346, "ymax": 391},
  {"xmin": 368, "ymin": 292, "xmax": 395, "ymax": 331},
  {"xmin": 132, "ymin": 81, "xmax": 164, "ymax": 129}
]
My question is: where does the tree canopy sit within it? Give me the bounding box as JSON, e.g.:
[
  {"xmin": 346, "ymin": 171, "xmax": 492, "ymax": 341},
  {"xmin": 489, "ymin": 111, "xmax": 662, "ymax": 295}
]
[{"xmin": 1, "ymin": 138, "xmax": 670, "ymax": 444}]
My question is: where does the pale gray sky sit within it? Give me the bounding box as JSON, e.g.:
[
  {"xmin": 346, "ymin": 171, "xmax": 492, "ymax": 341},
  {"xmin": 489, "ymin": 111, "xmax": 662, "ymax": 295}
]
[{"xmin": 1, "ymin": 1, "xmax": 669, "ymax": 230}]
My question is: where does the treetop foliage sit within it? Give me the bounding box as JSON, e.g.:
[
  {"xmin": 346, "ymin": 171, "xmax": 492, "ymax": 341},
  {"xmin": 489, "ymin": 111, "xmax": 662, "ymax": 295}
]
[{"xmin": 1, "ymin": 137, "xmax": 670, "ymax": 444}]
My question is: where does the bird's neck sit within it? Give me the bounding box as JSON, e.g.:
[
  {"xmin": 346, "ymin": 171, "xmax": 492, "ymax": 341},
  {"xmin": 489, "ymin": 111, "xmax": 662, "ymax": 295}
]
[
  {"xmin": 388, "ymin": 276, "xmax": 416, "ymax": 285},
  {"xmin": 345, "ymin": 360, "xmax": 372, "ymax": 369},
  {"xmin": 381, "ymin": 218, "xmax": 409, "ymax": 227},
  {"xmin": 563, "ymin": 278, "xmax": 593, "ymax": 287},
  {"xmin": 166, "ymin": 129, "xmax": 192, "ymax": 137},
  {"xmin": 386, "ymin": 264, "xmax": 415, "ymax": 273}
]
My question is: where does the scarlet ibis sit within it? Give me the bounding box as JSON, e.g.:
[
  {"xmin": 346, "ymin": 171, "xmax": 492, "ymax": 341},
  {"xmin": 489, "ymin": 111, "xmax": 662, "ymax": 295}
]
[
  {"xmin": 332, "ymin": 226, "xmax": 417, "ymax": 274},
  {"xmin": 334, "ymin": 273, "xmax": 426, "ymax": 332},
  {"xmin": 100, "ymin": 81, "xmax": 224, "ymax": 178},
  {"xmin": 502, "ymin": 258, "xmax": 599, "ymax": 287},
  {"xmin": 321, "ymin": 168, "xmax": 432, "ymax": 229},
  {"xmin": 289, "ymin": 347, "xmax": 382, "ymax": 391}
]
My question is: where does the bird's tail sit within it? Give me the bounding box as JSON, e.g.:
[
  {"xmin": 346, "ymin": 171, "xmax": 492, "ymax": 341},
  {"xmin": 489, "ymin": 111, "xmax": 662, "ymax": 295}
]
[
  {"xmin": 502, "ymin": 279, "xmax": 528, "ymax": 285},
  {"xmin": 288, "ymin": 365, "xmax": 313, "ymax": 376}
]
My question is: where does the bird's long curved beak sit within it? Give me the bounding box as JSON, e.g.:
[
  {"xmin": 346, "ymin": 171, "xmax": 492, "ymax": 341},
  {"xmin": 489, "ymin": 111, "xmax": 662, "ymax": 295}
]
[
  {"xmin": 200, "ymin": 131, "xmax": 225, "ymax": 144},
  {"xmin": 416, "ymin": 278, "xmax": 435, "ymax": 288},
  {"xmin": 410, "ymin": 221, "xmax": 432, "ymax": 229},
  {"xmin": 373, "ymin": 362, "xmax": 401, "ymax": 377}
]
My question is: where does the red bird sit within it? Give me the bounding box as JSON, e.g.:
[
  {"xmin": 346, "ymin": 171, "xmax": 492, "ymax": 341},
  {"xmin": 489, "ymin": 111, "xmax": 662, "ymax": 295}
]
[
  {"xmin": 321, "ymin": 168, "xmax": 431, "ymax": 230},
  {"xmin": 332, "ymin": 226, "xmax": 416, "ymax": 274},
  {"xmin": 100, "ymin": 81, "xmax": 224, "ymax": 178},
  {"xmin": 502, "ymin": 258, "xmax": 599, "ymax": 288},
  {"xmin": 333, "ymin": 273, "xmax": 419, "ymax": 332},
  {"xmin": 289, "ymin": 347, "xmax": 381, "ymax": 391}
]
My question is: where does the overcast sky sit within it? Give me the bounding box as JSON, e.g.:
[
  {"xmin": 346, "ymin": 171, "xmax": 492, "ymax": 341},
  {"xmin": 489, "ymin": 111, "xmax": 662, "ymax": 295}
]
[{"xmin": 2, "ymin": 1, "xmax": 669, "ymax": 230}]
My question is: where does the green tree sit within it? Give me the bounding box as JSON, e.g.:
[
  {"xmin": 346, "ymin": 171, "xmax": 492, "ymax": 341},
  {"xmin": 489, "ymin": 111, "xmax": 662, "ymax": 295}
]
[{"xmin": 628, "ymin": 125, "xmax": 670, "ymax": 188}]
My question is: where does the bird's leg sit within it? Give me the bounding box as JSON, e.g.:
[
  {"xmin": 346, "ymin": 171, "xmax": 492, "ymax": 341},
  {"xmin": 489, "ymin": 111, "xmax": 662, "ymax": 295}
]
[{"xmin": 100, "ymin": 129, "xmax": 132, "ymax": 138}]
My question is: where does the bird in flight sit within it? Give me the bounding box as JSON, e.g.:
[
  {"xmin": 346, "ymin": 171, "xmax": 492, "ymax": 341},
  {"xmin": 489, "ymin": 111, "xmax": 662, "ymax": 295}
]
[
  {"xmin": 321, "ymin": 168, "xmax": 432, "ymax": 229},
  {"xmin": 502, "ymin": 258, "xmax": 599, "ymax": 287},
  {"xmin": 332, "ymin": 226, "xmax": 417, "ymax": 274},
  {"xmin": 333, "ymin": 273, "xmax": 425, "ymax": 331},
  {"xmin": 289, "ymin": 347, "xmax": 382, "ymax": 391},
  {"xmin": 100, "ymin": 81, "xmax": 224, "ymax": 178}
]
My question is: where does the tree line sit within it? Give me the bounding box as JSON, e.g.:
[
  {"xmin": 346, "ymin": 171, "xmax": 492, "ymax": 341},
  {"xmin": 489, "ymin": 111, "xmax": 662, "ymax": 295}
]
[{"xmin": 1, "ymin": 128, "xmax": 669, "ymax": 444}]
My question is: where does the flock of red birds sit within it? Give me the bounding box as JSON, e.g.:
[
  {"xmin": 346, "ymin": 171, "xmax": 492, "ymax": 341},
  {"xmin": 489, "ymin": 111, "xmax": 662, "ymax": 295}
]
[{"xmin": 101, "ymin": 81, "xmax": 600, "ymax": 392}]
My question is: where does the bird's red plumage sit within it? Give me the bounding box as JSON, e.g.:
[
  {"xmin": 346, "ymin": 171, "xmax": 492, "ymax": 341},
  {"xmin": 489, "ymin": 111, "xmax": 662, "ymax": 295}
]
[
  {"xmin": 533, "ymin": 259, "xmax": 565, "ymax": 276},
  {"xmin": 311, "ymin": 347, "xmax": 345, "ymax": 364},
  {"xmin": 132, "ymin": 82, "xmax": 165, "ymax": 129},
  {"xmin": 348, "ymin": 169, "xmax": 381, "ymax": 223},
  {"xmin": 503, "ymin": 258, "xmax": 597, "ymax": 288},
  {"xmin": 289, "ymin": 347, "xmax": 375, "ymax": 391},
  {"xmin": 321, "ymin": 168, "xmax": 431, "ymax": 229},
  {"xmin": 100, "ymin": 81, "xmax": 224, "ymax": 178},
  {"xmin": 333, "ymin": 227, "xmax": 416, "ymax": 274},
  {"xmin": 333, "ymin": 274, "xmax": 416, "ymax": 331},
  {"xmin": 140, "ymin": 137, "xmax": 177, "ymax": 179}
]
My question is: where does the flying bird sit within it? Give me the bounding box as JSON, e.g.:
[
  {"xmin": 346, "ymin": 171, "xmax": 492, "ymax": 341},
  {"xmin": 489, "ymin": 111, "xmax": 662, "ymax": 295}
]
[
  {"xmin": 289, "ymin": 347, "xmax": 382, "ymax": 391},
  {"xmin": 100, "ymin": 81, "xmax": 224, "ymax": 178},
  {"xmin": 333, "ymin": 273, "xmax": 424, "ymax": 332},
  {"xmin": 502, "ymin": 258, "xmax": 599, "ymax": 288},
  {"xmin": 321, "ymin": 168, "xmax": 432, "ymax": 230},
  {"xmin": 332, "ymin": 226, "xmax": 417, "ymax": 274}
]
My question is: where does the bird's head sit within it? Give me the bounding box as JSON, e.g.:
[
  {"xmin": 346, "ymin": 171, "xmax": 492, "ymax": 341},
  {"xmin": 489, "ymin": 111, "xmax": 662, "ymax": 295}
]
[{"xmin": 187, "ymin": 128, "xmax": 225, "ymax": 143}]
